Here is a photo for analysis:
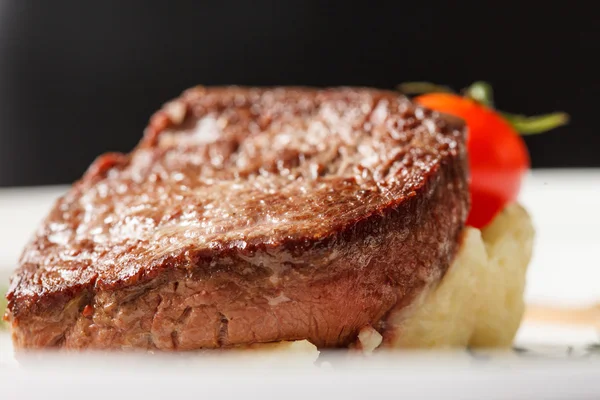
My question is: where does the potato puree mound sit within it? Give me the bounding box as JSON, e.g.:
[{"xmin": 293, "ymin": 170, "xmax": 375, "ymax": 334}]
[{"xmin": 387, "ymin": 203, "xmax": 534, "ymax": 349}]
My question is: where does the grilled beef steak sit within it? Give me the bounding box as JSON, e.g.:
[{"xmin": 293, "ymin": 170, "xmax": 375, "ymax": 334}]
[{"xmin": 5, "ymin": 87, "xmax": 469, "ymax": 350}]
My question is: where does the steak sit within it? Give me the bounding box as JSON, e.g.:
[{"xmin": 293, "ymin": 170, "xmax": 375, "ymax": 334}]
[{"xmin": 5, "ymin": 86, "xmax": 469, "ymax": 350}]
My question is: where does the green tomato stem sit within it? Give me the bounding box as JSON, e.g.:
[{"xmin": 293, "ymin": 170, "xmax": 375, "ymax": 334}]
[
  {"xmin": 502, "ymin": 112, "xmax": 570, "ymax": 135},
  {"xmin": 396, "ymin": 80, "xmax": 569, "ymax": 135},
  {"xmin": 463, "ymin": 81, "xmax": 495, "ymax": 108}
]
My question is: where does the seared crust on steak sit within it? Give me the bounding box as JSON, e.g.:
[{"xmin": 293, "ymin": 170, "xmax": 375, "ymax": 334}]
[{"xmin": 5, "ymin": 87, "xmax": 469, "ymax": 350}]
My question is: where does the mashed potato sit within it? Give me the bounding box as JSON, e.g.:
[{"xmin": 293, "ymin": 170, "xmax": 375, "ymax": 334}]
[
  {"xmin": 387, "ymin": 203, "xmax": 534, "ymax": 349},
  {"xmin": 242, "ymin": 340, "xmax": 319, "ymax": 354}
]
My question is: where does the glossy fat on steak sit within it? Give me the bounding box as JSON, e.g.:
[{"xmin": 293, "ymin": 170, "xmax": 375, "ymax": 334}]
[{"xmin": 5, "ymin": 87, "xmax": 469, "ymax": 350}]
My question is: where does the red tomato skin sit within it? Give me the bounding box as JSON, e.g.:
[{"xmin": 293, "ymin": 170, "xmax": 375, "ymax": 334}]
[{"xmin": 414, "ymin": 94, "xmax": 530, "ymax": 229}]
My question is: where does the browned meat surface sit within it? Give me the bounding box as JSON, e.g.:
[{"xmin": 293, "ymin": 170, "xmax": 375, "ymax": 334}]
[{"xmin": 5, "ymin": 86, "xmax": 469, "ymax": 350}]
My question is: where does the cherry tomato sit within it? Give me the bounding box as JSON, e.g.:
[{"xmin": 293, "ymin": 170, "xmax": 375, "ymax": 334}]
[{"xmin": 414, "ymin": 93, "xmax": 530, "ymax": 229}]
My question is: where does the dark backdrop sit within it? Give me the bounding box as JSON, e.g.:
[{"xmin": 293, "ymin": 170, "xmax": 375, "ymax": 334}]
[{"xmin": 0, "ymin": 1, "xmax": 597, "ymax": 187}]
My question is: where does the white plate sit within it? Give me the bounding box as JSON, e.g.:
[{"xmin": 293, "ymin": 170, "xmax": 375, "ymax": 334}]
[{"xmin": 1, "ymin": 169, "xmax": 600, "ymax": 399}]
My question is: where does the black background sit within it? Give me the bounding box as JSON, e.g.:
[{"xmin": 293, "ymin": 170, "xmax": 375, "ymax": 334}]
[{"xmin": 0, "ymin": 1, "xmax": 597, "ymax": 187}]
